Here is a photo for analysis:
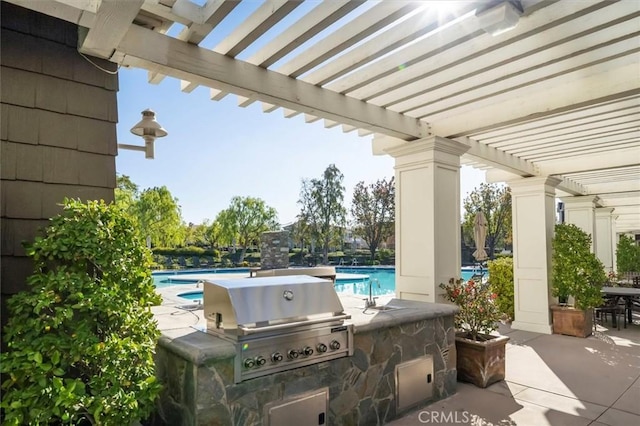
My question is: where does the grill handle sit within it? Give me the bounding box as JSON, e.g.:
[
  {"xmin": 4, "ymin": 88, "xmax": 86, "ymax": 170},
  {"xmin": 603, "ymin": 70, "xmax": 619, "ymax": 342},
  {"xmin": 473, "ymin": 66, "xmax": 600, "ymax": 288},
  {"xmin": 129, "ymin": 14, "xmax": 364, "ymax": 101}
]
[{"xmin": 238, "ymin": 313, "xmax": 351, "ymax": 335}]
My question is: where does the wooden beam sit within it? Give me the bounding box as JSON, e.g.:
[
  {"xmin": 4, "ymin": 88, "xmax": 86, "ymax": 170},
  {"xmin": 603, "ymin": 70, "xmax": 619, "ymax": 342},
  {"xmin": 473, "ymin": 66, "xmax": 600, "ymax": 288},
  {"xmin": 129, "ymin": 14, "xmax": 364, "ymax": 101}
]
[
  {"xmin": 246, "ymin": 1, "xmax": 365, "ymax": 68},
  {"xmin": 117, "ymin": 24, "xmax": 431, "ymax": 140},
  {"xmin": 276, "ymin": 1, "xmax": 420, "ymax": 78},
  {"xmin": 213, "ymin": 0, "xmax": 300, "ymax": 57},
  {"xmin": 538, "ymin": 147, "xmax": 640, "ymax": 175},
  {"xmin": 79, "ymin": 0, "xmax": 144, "ymax": 59},
  {"xmin": 430, "ymin": 65, "xmax": 640, "ymax": 138},
  {"xmin": 456, "ymin": 137, "xmax": 538, "ymax": 176},
  {"xmin": 209, "ymin": 88, "xmax": 227, "ymax": 101}
]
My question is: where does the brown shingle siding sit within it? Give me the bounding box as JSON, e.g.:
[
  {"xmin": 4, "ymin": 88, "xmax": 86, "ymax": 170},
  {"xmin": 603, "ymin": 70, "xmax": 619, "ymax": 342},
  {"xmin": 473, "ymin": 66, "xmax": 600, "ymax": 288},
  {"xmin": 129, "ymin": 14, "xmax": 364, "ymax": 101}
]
[
  {"xmin": 1, "ymin": 2, "xmax": 118, "ymax": 299},
  {"xmin": 41, "ymin": 38, "xmax": 74, "ymax": 80},
  {"xmin": 67, "ymin": 83, "xmax": 117, "ymax": 121},
  {"xmin": 0, "ymin": 28, "xmax": 42, "ymax": 72},
  {"xmin": 6, "ymin": 104, "xmax": 39, "ymax": 144},
  {"xmin": 15, "ymin": 143, "xmax": 43, "ymax": 182},
  {"xmin": 0, "ymin": 66, "xmax": 37, "ymax": 107},
  {"xmin": 1, "ymin": 218, "xmax": 48, "ymax": 256},
  {"xmin": 1, "ymin": 141, "xmax": 17, "ymax": 180},
  {"xmin": 73, "ymin": 54, "xmax": 119, "ymax": 90},
  {"xmin": 1, "ymin": 256, "xmax": 35, "ymax": 294},
  {"xmin": 2, "ymin": 180, "xmax": 43, "ymax": 219},
  {"xmin": 77, "ymin": 151, "xmax": 116, "ymax": 188},
  {"xmin": 35, "ymin": 73, "xmax": 68, "ymax": 113},
  {"xmin": 42, "ymin": 146, "xmax": 78, "ymax": 184},
  {"xmin": 39, "ymin": 109, "xmax": 77, "ymax": 149},
  {"xmin": 77, "ymin": 116, "xmax": 117, "ymax": 155},
  {"xmin": 40, "ymin": 184, "xmax": 115, "ymax": 218}
]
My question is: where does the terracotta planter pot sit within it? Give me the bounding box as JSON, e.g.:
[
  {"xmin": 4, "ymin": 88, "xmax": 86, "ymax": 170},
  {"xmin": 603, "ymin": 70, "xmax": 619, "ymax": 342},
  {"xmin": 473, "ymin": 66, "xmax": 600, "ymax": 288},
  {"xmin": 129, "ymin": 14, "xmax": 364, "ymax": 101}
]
[
  {"xmin": 551, "ymin": 305, "xmax": 593, "ymax": 338},
  {"xmin": 455, "ymin": 333, "xmax": 509, "ymax": 388}
]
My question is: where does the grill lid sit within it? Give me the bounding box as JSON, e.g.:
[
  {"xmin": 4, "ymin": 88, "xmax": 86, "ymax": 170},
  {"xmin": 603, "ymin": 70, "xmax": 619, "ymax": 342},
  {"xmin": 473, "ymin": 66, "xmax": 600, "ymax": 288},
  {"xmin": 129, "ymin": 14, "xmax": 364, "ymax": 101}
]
[{"xmin": 203, "ymin": 275, "xmax": 345, "ymax": 330}]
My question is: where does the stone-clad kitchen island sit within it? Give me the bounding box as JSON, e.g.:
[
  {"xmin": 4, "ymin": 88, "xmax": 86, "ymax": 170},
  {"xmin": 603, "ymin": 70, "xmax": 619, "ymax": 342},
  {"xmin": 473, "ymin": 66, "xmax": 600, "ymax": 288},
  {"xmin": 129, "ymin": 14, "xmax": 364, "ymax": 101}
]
[{"xmin": 151, "ymin": 286, "xmax": 459, "ymax": 426}]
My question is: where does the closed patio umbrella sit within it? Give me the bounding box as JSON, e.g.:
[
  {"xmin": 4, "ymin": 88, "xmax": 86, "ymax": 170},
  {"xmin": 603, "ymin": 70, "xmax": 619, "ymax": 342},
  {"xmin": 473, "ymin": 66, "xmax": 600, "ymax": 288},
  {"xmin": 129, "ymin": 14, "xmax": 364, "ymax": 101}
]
[{"xmin": 473, "ymin": 211, "xmax": 489, "ymax": 262}]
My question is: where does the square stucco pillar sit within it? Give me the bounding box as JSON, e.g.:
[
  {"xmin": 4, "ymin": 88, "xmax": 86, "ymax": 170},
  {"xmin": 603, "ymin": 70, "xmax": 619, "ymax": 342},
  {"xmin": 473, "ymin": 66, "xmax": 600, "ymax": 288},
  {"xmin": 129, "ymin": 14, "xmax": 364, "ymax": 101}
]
[
  {"xmin": 509, "ymin": 177, "xmax": 561, "ymax": 334},
  {"xmin": 595, "ymin": 208, "xmax": 617, "ymax": 273},
  {"xmin": 560, "ymin": 195, "xmax": 599, "ymax": 252},
  {"xmin": 386, "ymin": 137, "xmax": 469, "ymax": 303}
]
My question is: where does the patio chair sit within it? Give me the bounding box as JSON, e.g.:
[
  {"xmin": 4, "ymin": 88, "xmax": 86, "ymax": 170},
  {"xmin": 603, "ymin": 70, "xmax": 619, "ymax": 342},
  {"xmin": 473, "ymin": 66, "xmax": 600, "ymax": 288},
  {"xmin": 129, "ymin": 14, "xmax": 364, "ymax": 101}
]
[{"xmin": 593, "ymin": 296, "xmax": 626, "ymax": 331}]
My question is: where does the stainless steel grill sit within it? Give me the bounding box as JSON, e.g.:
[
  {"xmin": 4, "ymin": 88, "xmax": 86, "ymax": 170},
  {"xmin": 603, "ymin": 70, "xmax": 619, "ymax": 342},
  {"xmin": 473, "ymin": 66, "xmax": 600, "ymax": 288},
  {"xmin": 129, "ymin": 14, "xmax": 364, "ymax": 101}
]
[{"xmin": 203, "ymin": 275, "xmax": 353, "ymax": 383}]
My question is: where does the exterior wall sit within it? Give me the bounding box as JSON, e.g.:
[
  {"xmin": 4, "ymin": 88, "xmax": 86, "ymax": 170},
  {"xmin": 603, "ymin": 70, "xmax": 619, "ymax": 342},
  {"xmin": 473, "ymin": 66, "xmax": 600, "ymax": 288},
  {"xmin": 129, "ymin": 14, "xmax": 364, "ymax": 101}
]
[
  {"xmin": 1, "ymin": 3, "xmax": 118, "ymax": 299},
  {"xmin": 153, "ymin": 315, "xmax": 457, "ymax": 426}
]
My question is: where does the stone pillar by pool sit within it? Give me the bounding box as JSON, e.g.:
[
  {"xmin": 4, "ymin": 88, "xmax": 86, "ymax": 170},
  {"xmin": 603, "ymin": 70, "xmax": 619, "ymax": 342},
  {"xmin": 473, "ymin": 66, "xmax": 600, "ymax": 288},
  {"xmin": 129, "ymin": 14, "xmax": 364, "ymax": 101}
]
[{"xmin": 260, "ymin": 231, "xmax": 290, "ymax": 270}]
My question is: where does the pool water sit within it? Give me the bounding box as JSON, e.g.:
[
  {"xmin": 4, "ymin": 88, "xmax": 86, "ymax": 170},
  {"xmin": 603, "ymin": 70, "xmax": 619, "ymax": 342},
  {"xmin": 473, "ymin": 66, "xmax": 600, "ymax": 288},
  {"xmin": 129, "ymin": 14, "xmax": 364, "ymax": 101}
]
[
  {"xmin": 153, "ymin": 268, "xmax": 249, "ymax": 288},
  {"xmin": 161, "ymin": 267, "xmax": 486, "ymax": 301}
]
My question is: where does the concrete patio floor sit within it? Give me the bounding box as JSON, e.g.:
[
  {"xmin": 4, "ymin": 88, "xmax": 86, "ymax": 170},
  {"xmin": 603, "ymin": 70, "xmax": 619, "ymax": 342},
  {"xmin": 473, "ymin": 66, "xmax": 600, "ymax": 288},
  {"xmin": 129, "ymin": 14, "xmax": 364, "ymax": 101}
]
[{"xmin": 389, "ymin": 314, "xmax": 640, "ymax": 426}]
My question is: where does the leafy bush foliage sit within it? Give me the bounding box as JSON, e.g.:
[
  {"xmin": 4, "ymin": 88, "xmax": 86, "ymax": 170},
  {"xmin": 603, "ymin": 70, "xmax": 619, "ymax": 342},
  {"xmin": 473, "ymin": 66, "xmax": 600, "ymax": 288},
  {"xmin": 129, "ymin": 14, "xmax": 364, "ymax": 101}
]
[
  {"xmin": 488, "ymin": 257, "xmax": 514, "ymax": 321},
  {"xmin": 1, "ymin": 199, "xmax": 162, "ymax": 425},
  {"xmin": 440, "ymin": 278, "xmax": 501, "ymax": 341},
  {"xmin": 551, "ymin": 223, "xmax": 606, "ymax": 310},
  {"xmin": 616, "ymin": 235, "xmax": 640, "ymax": 274}
]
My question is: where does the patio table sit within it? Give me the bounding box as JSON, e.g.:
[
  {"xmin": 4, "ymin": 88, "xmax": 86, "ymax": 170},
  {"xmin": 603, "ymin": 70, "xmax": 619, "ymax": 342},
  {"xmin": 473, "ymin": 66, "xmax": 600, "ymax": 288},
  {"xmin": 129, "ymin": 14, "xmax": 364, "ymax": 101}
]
[{"xmin": 601, "ymin": 286, "xmax": 640, "ymax": 325}]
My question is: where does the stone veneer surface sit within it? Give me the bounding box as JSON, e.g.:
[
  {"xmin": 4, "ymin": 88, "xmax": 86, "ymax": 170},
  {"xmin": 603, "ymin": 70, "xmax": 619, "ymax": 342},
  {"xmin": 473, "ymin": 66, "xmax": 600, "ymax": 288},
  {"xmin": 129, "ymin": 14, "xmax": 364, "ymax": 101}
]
[
  {"xmin": 153, "ymin": 299, "xmax": 458, "ymax": 425},
  {"xmin": 259, "ymin": 231, "xmax": 290, "ymax": 270}
]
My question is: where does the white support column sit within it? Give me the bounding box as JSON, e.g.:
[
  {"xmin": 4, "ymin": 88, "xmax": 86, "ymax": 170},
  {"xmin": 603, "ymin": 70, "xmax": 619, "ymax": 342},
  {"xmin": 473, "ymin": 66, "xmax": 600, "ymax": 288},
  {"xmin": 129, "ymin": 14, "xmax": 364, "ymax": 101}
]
[
  {"xmin": 560, "ymin": 195, "xmax": 599, "ymax": 252},
  {"xmin": 508, "ymin": 177, "xmax": 561, "ymax": 334},
  {"xmin": 595, "ymin": 208, "xmax": 617, "ymax": 273},
  {"xmin": 386, "ymin": 137, "xmax": 469, "ymax": 303}
]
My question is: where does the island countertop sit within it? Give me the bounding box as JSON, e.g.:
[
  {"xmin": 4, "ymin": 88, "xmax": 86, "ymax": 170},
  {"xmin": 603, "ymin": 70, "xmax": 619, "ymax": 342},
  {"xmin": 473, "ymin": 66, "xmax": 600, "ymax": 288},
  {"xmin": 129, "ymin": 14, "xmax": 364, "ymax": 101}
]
[{"xmin": 152, "ymin": 294, "xmax": 457, "ymax": 365}]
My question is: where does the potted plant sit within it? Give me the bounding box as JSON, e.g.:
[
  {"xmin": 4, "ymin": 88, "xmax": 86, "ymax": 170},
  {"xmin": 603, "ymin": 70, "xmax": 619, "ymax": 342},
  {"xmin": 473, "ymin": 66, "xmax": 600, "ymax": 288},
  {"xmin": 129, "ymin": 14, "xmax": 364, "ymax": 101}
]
[
  {"xmin": 550, "ymin": 223, "xmax": 606, "ymax": 337},
  {"xmin": 1, "ymin": 199, "xmax": 162, "ymax": 425},
  {"xmin": 440, "ymin": 278, "xmax": 509, "ymax": 388}
]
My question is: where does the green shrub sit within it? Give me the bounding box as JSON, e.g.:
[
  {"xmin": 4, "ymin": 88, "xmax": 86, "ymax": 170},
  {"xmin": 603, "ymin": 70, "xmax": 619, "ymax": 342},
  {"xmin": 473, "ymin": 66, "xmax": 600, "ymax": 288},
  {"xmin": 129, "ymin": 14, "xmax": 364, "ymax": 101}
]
[
  {"xmin": 551, "ymin": 223, "xmax": 606, "ymax": 309},
  {"xmin": 1, "ymin": 199, "xmax": 162, "ymax": 425},
  {"xmin": 153, "ymin": 246, "xmax": 212, "ymax": 256},
  {"xmin": 487, "ymin": 257, "xmax": 514, "ymax": 321},
  {"xmin": 616, "ymin": 235, "xmax": 640, "ymax": 273}
]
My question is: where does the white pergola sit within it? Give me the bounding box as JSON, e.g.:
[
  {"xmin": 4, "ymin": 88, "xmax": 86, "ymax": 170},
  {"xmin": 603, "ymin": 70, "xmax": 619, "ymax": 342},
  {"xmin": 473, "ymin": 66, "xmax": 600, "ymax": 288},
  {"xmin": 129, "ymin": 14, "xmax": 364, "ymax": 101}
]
[{"xmin": 11, "ymin": 0, "xmax": 639, "ymax": 332}]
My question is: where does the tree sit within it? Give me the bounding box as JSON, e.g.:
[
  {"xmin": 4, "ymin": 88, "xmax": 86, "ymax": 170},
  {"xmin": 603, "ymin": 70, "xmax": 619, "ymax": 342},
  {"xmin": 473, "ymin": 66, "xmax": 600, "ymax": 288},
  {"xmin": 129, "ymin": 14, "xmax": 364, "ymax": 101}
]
[
  {"xmin": 114, "ymin": 174, "xmax": 139, "ymax": 213},
  {"xmin": 136, "ymin": 186, "xmax": 184, "ymax": 247},
  {"xmin": 184, "ymin": 220, "xmax": 212, "ymax": 247},
  {"xmin": 205, "ymin": 220, "xmax": 223, "ymax": 249},
  {"xmin": 351, "ymin": 177, "xmax": 395, "ymax": 261},
  {"xmin": 298, "ymin": 164, "xmax": 347, "ymax": 264},
  {"xmin": 462, "ymin": 183, "xmax": 512, "ymax": 260},
  {"xmin": 215, "ymin": 196, "xmax": 279, "ymax": 263}
]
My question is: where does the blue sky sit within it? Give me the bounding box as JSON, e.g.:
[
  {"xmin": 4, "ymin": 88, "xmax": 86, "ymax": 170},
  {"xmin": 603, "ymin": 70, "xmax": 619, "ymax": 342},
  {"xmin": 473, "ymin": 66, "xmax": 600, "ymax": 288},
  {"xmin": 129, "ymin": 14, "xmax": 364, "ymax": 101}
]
[{"xmin": 115, "ymin": 67, "xmax": 485, "ymax": 225}]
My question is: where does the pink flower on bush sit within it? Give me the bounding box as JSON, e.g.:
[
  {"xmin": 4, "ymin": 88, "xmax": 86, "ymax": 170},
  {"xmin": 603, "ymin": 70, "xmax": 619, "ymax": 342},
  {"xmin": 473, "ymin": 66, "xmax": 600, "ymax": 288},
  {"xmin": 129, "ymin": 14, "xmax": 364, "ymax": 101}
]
[{"xmin": 439, "ymin": 277, "xmax": 501, "ymax": 341}]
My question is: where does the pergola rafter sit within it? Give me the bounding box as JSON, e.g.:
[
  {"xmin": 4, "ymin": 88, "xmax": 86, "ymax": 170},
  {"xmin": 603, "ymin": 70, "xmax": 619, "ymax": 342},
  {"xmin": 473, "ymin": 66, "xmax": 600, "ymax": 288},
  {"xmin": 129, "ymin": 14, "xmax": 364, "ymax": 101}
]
[{"xmin": 11, "ymin": 0, "xmax": 638, "ymax": 233}]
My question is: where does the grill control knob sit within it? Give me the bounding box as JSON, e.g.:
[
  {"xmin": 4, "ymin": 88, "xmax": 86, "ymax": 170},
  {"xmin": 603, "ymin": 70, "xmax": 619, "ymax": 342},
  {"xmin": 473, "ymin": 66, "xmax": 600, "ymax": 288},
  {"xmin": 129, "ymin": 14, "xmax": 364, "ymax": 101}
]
[
  {"xmin": 329, "ymin": 340, "xmax": 341, "ymax": 350},
  {"xmin": 287, "ymin": 349, "xmax": 299, "ymax": 360},
  {"xmin": 271, "ymin": 352, "xmax": 284, "ymax": 363},
  {"xmin": 302, "ymin": 346, "xmax": 314, "ymax": 356},
  {"xmin": 243, "ymin": 358, "xmax": 255, "ymax": 369},
  {"xmin": 316, "ymin": 343, "xmax": 328, "ymax": 353},
  {"xmin": 255, "ymin": 356, "xmax": 267, "ymax": 367}
]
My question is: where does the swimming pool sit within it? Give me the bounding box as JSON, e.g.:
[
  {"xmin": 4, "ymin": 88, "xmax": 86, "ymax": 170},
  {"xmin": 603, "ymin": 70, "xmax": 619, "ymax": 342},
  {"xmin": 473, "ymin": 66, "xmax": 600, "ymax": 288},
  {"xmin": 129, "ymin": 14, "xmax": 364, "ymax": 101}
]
[{"xmin": 160, "ymin": 266, "xmax": 486, "ymax": 301}]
